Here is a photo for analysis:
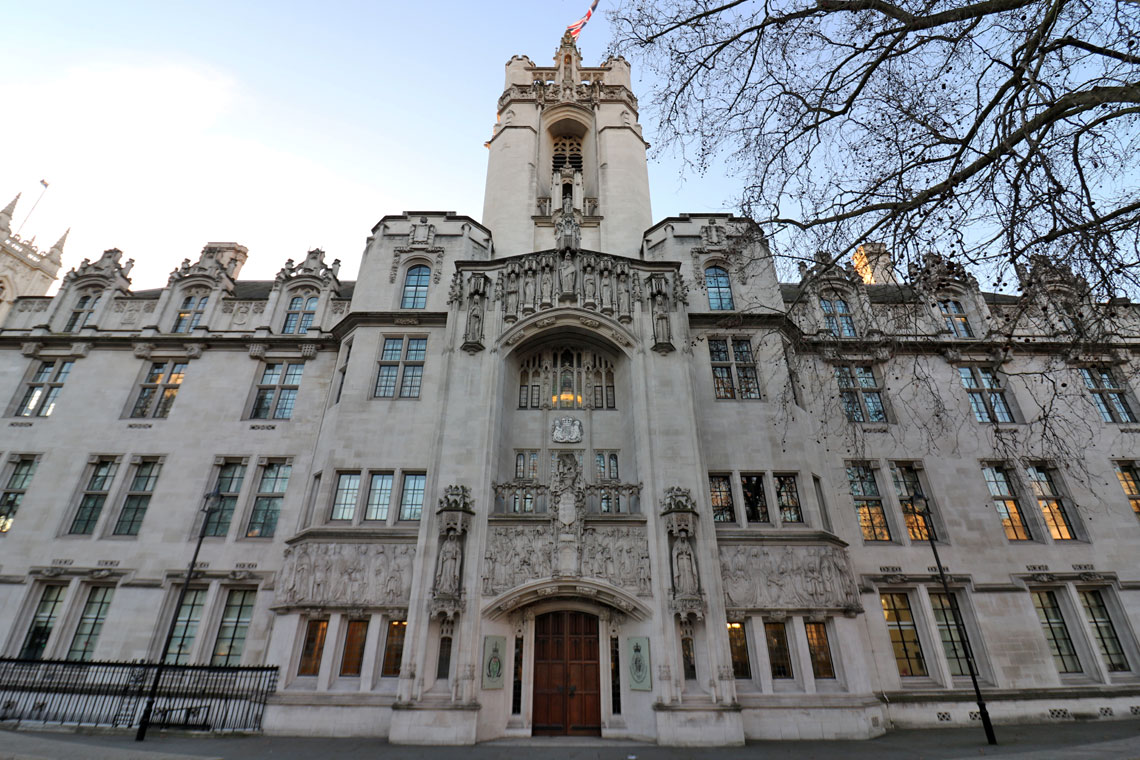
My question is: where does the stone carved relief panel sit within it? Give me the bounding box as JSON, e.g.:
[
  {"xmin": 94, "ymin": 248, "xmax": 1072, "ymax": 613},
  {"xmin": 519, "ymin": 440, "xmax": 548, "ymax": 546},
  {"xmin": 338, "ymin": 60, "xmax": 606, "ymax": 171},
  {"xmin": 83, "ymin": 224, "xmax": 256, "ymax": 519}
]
[
  {"xmin": 277, "ymin": 542, "xmax": 415, "ymax": 608},
  {"xmin": 718, "ymin": 544, "xmax": 859, "ymax": 611},
  {"xmin": 481, "ymin": 524, "xmax": 650, "ymax": 597}
]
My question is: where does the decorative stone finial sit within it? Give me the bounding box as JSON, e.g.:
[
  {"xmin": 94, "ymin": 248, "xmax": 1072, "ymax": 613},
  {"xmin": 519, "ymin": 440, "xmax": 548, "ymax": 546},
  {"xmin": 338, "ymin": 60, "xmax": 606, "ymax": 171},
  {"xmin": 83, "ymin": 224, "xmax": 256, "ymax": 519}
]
[{"xmin": 0, "ymin": 194, "xmax": 19, "ymax": 235}]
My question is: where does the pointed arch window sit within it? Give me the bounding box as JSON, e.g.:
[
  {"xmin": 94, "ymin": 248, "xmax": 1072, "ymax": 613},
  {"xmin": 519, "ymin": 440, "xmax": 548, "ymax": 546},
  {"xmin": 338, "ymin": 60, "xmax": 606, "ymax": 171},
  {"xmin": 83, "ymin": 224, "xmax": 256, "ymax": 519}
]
[
  {"xmin": 173, "ymin": 294, "xmax": 208, "ymax": 333},
  {"xmin": 820, "ymin": 297, "xmax": 856, "ymax": 337},
  {"xmin": 705, "ymin": 266, "xmax": 735, "ymax": 311},
  {"xmin": 401, "ymin": 265, "xmax": 431, "ymax": 309},
  {"xmin": 283, "ymin": 294, "xmax": 318, "ymax": 334},
  {"xmin": 552, "ymin": 136, "xmax": 583, "ymax": 173},
  {"xmin": 64, "ymin": 293, "xmax": 100, "ymax": 333},
  {"xmin": 518, "ymin": 346, "xmax": 617, "ymax": 410}
]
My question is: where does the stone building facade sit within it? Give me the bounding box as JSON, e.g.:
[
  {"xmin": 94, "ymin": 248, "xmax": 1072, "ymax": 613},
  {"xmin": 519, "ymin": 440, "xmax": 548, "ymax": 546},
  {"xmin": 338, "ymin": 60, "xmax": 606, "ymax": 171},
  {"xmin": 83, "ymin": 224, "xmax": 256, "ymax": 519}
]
[{"xmin": 0, "ymin": 35, "xmax": 1138, "ymax": 745}]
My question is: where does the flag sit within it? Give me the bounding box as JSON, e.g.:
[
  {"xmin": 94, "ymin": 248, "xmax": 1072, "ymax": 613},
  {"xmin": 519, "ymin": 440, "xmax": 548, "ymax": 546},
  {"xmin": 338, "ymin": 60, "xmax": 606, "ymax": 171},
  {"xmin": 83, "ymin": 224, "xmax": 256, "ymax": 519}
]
[
  {"xmin": 40, "ymin": 180, "xmax": 49, "ymax": 188},
  {"xmin": 567, "ymin": 0, "xmax": 599, "ymax": 40}
]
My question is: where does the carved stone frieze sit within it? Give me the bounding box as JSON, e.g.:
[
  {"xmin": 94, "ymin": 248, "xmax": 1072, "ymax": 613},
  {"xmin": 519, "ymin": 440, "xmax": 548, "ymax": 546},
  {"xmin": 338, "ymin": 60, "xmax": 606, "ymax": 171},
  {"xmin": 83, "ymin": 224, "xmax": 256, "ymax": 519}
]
[
  {"xmin": 277, "ymin": 542, "xmax": 415, "ymax": 608},
  {"xmin": 719, "ymin": 544, "xmax": 860, "ymax": 611},
  {"xmin": 481, "ymin": 524, "xmax": 650, "ymax": 597}
]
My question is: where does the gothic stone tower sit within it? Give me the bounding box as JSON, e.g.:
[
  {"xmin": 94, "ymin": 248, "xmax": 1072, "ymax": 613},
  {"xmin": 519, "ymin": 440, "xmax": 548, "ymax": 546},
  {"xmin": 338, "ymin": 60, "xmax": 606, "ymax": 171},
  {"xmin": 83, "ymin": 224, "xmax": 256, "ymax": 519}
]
[{"xmin": 482, "ymin": 31, "xmax": 652, "ymax": 259}]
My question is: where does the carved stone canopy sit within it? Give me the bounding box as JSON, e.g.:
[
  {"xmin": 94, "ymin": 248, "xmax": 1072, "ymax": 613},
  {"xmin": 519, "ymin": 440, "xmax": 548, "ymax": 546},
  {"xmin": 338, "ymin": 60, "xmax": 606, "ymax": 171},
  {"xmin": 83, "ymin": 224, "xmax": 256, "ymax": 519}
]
[
  {"xmin": 63, "ymin": 248, "xmax": 134, "ymax": 286},
  {"xmin": 275, "ymin": 248, "xmax": 341, "ymax": 289},
  {"xmin": 660, "ymin": 487, "xmax": 699, "ymax": 537},
  {"xmin": 436, "ymin": 484, "xmax": 475, "ymax": 536}
]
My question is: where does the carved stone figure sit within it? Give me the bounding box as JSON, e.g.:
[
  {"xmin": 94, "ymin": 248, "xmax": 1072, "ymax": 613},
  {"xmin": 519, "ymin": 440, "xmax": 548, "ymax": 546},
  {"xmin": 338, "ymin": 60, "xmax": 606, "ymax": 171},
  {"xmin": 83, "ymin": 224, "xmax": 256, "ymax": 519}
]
[
  {"xmin": 583, "ymin": 265, "xmax": 596, "ymax": 303},
  {"xmin": 277, "ymin": 542, "xmax": 415, "ymax": 607},
  {"xmin": 523, "ymin": 267, "xmax": 536, "ymax": 308},
  {"xmin": 556, "ymin": 213, "xmax": 581, "ymax": 252},
  {"xmin": 672, "ymin": 536, "xmax": 699, "ymax": 596},
  {"xmin": 717, "ymin": 544, "xmax": 859, "ymax": 611},
  {"xmin": 540, "ymin": 264, "xmax": 554, "ymax": 303},
  {"xmin": 505, "ymin": 271, "xmax": 519, "ymax": 315},
  {"xmin": 560, "ymin": 252, "xmax": 576, "ymax": 295},
  {"xmin": 600, "ymin": 271, "xmax": 613, "ymax": 311},
  {"xmin": 435, "ymin": 532, "xmax": 463, "ymax": 597},
  {"xmin": 617, "ymin": 273, "xmax": 630, "ymax": 317},
  {"xmin": 465, "ymin": 292, "xmax": 484, "ymax": 345},
  {"xmin": 652, "ymin": 292, "xmax": 671, "ymax": 344}
]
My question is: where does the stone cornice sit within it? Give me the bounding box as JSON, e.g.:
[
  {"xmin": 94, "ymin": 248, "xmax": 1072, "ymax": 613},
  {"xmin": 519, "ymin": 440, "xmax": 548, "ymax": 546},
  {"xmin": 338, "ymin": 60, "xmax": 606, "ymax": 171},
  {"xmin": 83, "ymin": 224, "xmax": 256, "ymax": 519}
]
[{"xmin": 329, "ymin": 311, "xmax": 448, "ymax": 339}]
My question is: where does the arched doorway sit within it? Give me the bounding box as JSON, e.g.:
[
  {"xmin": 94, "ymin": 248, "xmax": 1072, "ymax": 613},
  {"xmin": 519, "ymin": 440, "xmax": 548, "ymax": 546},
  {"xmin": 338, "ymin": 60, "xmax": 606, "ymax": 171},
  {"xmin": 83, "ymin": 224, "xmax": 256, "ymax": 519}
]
[{"xmin": 532, "ymin": 610, "xmax": 601, "ymax": 736}]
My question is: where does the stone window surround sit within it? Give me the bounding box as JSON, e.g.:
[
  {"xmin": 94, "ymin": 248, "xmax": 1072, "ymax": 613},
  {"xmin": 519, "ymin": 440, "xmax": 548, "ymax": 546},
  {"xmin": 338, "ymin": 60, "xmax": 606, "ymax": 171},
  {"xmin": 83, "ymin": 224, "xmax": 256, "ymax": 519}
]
[
  {"xmin": 107, "ymin": 455, "xmax": 165, "ymax": 539},
  {"xmin": 281, "ymin": 611, "xmax": 406, "ymax": 691},
  {"xmin": 707, "ymin": 335, "xmax": 762, "ymax": 401},
  {"xmin": 728, "ymin": 613, "xmax": 848, "ymax": 695},
  {"xmin": 845, "ymin": 459, "xmax": 959, "ymax": 548},
  {"xmin": 707, "ymin": 470, "xmax": 813, "ymax": 530},
  {"xmin": 874, "ymin": 584, "xmax": 993, "ymax": 689},
  {"xmin": 318, "ymin": 467, "xmax": 427, "ymax": 526},
  {"xmin": 242, "ymin": 457, "xmax": 294, "ymax": 540},
  {"xmin": 0, "ymin": 452, "xmax": 41, "ymax": 535},
  {"xmin": 62, "ymin": 454, "xmax": 123, "ymax": 538},
  {"xmin": 372, "ymin": 334, "xmax": 428, "ymax": 400},
  {"xmin": 980, "ymin": 460, "xmax": 1088, "ymax": 546}
]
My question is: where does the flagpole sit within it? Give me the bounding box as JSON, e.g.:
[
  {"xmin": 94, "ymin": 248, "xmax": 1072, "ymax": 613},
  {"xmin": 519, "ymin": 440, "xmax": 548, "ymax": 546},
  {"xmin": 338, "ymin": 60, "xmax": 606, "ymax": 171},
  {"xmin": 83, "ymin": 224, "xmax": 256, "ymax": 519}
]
[{"xmin": 16, "ymin": 181, "xmax": 49, "ymax": 237}]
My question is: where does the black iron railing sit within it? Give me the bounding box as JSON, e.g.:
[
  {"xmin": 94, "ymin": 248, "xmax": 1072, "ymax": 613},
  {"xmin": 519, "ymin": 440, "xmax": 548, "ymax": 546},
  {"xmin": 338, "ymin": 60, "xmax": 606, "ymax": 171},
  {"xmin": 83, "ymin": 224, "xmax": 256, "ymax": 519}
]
[{"xmin": 0, "ymin": 658, "xmax": 278, "ymax": 732}]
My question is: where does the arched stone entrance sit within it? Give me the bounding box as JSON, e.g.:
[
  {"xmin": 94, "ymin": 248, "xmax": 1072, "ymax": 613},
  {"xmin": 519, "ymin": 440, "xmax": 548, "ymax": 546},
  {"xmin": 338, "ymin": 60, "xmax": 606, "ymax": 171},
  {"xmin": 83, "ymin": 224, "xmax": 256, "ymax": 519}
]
[{"xmin": 532, "ymin": 610, "xmax": 601, "ymax": 736}]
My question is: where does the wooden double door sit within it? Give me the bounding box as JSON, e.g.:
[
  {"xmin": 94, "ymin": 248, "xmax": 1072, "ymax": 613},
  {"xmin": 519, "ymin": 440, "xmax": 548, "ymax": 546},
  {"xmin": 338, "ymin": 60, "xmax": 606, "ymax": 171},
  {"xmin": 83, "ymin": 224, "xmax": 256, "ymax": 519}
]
[{"xmin": 532, "ymin": 611, "xmax": 601, "ymax": 736}]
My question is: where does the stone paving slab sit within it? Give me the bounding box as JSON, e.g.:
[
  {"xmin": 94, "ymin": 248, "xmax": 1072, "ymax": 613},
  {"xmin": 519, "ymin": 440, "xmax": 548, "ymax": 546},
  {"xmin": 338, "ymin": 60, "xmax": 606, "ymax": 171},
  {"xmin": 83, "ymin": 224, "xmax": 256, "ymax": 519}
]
[{"xmin": 2, "ymin": 721, "xmax": 1139, "ymax": 760}]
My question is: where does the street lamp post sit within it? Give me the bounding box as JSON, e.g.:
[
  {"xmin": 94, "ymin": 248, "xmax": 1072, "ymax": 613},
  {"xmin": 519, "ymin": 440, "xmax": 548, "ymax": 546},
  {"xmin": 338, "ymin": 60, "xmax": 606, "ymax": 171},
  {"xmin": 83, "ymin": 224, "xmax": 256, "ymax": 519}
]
[
  {"xmin": 914, "ymin": 495, "xmax": 997, "ymax": 745},
  {"xmin": 136, "ymin": 489, "xmax": 222, "ymax": 742}
]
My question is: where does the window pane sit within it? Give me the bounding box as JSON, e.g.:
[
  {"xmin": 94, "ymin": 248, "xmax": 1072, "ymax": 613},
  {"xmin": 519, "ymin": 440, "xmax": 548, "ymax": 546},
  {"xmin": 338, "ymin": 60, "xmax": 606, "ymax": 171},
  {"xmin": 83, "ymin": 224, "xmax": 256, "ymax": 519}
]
[
  {"xmin": 805, "ymin": 621, "xmax": 835, "ymax": 678},
  {"xmin": 709, "ymin": 475, "xmax": 735, "ymax": 522},
  {"xmin": 881, "ymin": 593, "xmax": 926, "ymax": 676},
  {"xmin": 741, "ymin": 475, "xmax": 768, "ymax": 522},
  {"xmin": 375, "ymin": 365, "xmax": 398, "ymax": 397},
  {"xmin": 727, "ymin": 623, "xmax": 751, "ymax": 679},
  {"xmin": 340, "ymin": 620, "xmax": 369, "ymax": 677},
  {"xmin": 381, "ymin": 620, "xmax": 407, "ymax": 676},
  {"xmin": 405, "ymin": 338, "xmax": 427, "ymax": 361},
  {"xmin": 212, "ymin": 590, "xmax": 256, "ymax": 666},
  {"xmin": 20, "ymin": 586, "xmax": 66, "ymax": 660},
  {"xmin": 366, "ymin": 474, "xmax": 393, "ymax": 520},
  {"xmin": 67, "ymin": 587, "xmax": 114, "ymax": 662},
  {"xmin": 399, "ymin": 474, "xmax": 426, "ymax": 520},
  {"xmin": 164, "ymin": 588, "xmax": 206, "ymax": 665},
  {"xmin": 297, "ymin": 619, "xmax": 328, "ymax": 676},
  {"xmin": 1032, "ymin": 590, "xmax": 1081, "ymax": 673},
  {"xmin": 1080, "ymin": 590, "xmax": 1130, "ymax": 672},
  {"xmin": 381, "ymin": 338, "xmax": 404, "ymax": 361},
  {"xmin": 331, "ymin": 473, "xmax": 361, "ymax": 520},
  {"xmin": 930, "ymin": 593, "xmax": 971, "ymax": 676},
  {"xmin": 775, "ymin": 475, "xmax": 802, "ymax": 523},
  {"xmin": 399, "ymin": 365, "xmax": 423, "ymax": 398},
  {"xmin": 765, "ymin": 622, "xmax": 793, "ymax": 679}
]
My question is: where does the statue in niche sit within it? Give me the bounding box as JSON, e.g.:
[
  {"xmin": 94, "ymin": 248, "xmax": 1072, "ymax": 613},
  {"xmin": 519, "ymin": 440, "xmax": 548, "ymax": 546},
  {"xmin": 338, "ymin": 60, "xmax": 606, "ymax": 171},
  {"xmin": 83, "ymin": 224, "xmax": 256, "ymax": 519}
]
[
  {"xmin": 652, "ymin": 292, "xmax": 671, "ymax": 344},
  {"xmin": 505, "ymin": 271, "xmax": 519, "ymax": 315},
  {"xmin": 672, "ymin": 535, "xmax": 699, "ymax": 596},
  {"xmin": 556, "ymin": 211, "xmax": 581, "ymax": 252},
  {"xmin": 617, "ymin": 273, "xmax": 630, "ymax": 316},
  {"xmin": 466, "ymin": 292, "xmax": 484, "ymax": 343},
  {"xmin": 562, "ymin": 190, "xmax": 573, "ymax": 215},
  {"xmin": 523, "ymin": 267, "xmax": 536, "ymax": 307},
  {"xmin": 435, "ymin": 532, "xmax": 463, "ymax": 597},
  {"xmin": 600, "ymin": 270, "xmax": 613, "ymax": 311},
  {"xmin": 560, "ymin": 252, "xmax": 577, "ymax": 295},
  {"xmin": 541, "ymin": 262, "xmax": 554, "ymax": 303},
  {"xmin": 583, "ymin": 264, "xmax": 596, "ymax": 303}
]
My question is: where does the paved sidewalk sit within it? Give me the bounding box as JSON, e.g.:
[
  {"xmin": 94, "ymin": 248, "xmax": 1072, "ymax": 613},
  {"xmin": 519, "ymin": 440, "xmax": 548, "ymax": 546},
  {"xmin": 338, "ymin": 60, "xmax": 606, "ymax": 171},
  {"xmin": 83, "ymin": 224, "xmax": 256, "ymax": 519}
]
[{"xmin": 1, "ymin": 720, "xmax": 1139, "ymax": 760}]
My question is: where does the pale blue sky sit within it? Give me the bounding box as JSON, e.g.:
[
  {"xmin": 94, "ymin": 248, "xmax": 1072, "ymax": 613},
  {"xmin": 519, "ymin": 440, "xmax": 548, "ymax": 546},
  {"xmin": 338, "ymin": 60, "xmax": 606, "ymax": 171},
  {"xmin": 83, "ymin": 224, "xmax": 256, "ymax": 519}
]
[{"xmin": 1, "ymin": 1, "xmax": 734, "ymax": 289}]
